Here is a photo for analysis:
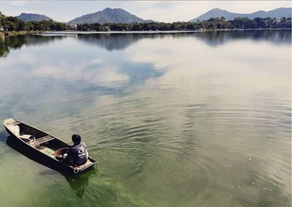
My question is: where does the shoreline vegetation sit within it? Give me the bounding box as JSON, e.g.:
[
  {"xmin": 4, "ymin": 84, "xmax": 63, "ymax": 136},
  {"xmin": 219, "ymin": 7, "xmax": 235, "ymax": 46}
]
[
  {"xmin": 43, "ymin": 27, "xmax": 292, "ymax": 34},
  {"xmin": 0, "ymin": 28, "xmax": 291, "ymax": 37},
  {"xmin": 0, "ymin": 11, "xmax": 291, "ymax": 37},
  {"xmin": 0, "ymin": 31, "xmax": 39, "ymax": 37}
]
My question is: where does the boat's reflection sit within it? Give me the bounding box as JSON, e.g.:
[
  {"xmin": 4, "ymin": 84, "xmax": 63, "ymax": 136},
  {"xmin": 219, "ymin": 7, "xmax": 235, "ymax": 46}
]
[
  {"xmin": 64, "ymin": 168, "xmax": 97, "ymax": 198},
  {"xmin": 37, "ymin": 167, "xmax": 98, "ymax": 198},
  {"xmin": 6, "ymin": 135, "xmax": 98, "ymax": 198}
]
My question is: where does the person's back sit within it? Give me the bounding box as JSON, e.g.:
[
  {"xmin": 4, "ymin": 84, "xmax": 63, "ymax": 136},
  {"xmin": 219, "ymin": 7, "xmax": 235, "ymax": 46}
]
[
  {"xmin": 69, "ymin": 141, "xmax": 88, "ymax": 166},
  {"xmin": 64, "ymin": 134, "xmax": 88, "ymax": 166}
]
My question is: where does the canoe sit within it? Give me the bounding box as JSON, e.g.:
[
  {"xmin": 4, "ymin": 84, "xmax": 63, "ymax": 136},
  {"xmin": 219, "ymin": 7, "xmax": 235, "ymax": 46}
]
[{"xmin": 3, "ymin": 118, "xmax": 97, "ymax": 175}]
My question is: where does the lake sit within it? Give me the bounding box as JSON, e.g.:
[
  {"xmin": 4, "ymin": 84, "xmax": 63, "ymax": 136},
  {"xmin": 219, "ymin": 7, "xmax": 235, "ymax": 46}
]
[{"xmin": 0, "ymin": 30, "xmax": 291, "ymax": 207}]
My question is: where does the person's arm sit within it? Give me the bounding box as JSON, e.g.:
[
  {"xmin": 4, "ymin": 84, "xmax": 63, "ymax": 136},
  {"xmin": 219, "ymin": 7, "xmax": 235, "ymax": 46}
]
[
  {"xmin": 63, "ymin": 147, "xmax": 72, "ymax": 160},
  {"xmin": 67, "ymin": 147, "xmax": 73, "ymax": 158},
  {"xmin": 83, "ymin": 143, "xmax": 89, "ymax": 159},
  {"xmin": 85, "ymin": 150, "xmax": 89, "ymax": 159}
]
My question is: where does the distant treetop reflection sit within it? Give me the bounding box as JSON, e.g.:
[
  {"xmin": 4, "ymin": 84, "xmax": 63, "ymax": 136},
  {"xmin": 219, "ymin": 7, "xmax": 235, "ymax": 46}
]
[
  {"xmin": 76, "ymin": 30, "xmax": 292, "ymax": 50},
  {"xmin": 77, "ymin": 33, "xmax": 180, "ymax": 51},
  {"xmin": 0, "ymin": 35, "xmax": 64, "ymax": 58},
  {"xmin": 0, "ymin": 30, "xmax": 290, "ymax": 58},
  {"xmin": 196, "ymin": 30, "xmax": 292, "ymax": 47}
]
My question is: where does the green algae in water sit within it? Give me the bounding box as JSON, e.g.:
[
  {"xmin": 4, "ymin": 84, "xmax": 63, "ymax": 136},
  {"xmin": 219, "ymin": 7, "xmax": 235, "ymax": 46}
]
[{"xmin": 0, "ymin": 31, "xmax": 290, "ymax": 207}]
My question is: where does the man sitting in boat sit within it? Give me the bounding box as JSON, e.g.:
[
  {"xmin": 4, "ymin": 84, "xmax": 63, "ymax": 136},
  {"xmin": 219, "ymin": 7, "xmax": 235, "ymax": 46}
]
[{"xmin": 63, "ymin": 134, "xmax": 88, "ymax": 166}]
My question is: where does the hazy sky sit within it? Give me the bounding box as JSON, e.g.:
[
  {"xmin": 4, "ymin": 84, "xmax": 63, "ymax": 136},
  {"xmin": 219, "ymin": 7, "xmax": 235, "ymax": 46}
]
[{"xmin": 0, "ymin": 1, "xmax": 291, "ymax": 22}]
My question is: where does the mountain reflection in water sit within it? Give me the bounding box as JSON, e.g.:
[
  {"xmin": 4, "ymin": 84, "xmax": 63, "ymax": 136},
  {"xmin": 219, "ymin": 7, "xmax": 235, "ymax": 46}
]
[{"xmin": 0, "ymin": 30, "xmax": 291, "ymax": 58}]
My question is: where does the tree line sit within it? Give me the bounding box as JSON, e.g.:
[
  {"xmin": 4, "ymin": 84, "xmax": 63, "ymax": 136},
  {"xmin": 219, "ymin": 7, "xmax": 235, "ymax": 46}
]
[
  {"xmin": 1, "ymin": 11, "xmax": 291, "ymax": 32},
  {"xmin": 77, "ymin": 17, "xmax": 291, "ymax": 31},
  {"xmin": 0, "ymin": 12, "xmax": 68, "ymax": 31}
]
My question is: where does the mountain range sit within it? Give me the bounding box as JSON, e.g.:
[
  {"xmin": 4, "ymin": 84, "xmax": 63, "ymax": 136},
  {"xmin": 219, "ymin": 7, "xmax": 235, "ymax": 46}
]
[
  {"xmin": 14, "ymin": 7, "xmax": 291, "ymax": 24},
  {"xmin": 17, "ymin": 13, "xmax": 52, "ymax": 21},
  {"xmin": 190, "ymin": 7, "xmax": 291, "ymax": 22},
  {"xmin": 68, "ymin": 8, "xmax": 152, "ymax": 24}
]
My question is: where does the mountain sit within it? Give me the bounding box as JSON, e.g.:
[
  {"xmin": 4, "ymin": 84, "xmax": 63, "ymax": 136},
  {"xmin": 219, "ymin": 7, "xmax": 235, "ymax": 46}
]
[
  {"xmin": 68, "ymin": 8, "xmax": 152, "ymax": 24},
  {"xmin": 190, "ymin": 7, "xmax": 292, "ymax": 22},
  {"xmin": 17, "ymin": 13, "xmax": 52, "ymax": 21}
]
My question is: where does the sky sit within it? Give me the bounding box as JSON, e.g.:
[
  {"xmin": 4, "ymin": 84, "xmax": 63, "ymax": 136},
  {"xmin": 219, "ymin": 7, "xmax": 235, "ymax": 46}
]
[{"xmin": 0, "ymin": 1, "xmax": 291, "ymax": 23}]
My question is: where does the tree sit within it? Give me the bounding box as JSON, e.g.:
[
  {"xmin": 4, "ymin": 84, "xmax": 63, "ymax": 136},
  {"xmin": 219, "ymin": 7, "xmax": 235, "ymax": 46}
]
[
  {"xmin": 254, "ymin": 17, "xmax": 267, "ymax": 28},
  {"xmin": 17, "ymin": 20, "xmax": 26, "ymax": 31},
  {"xmin": 4, "ymin": 16, "xmax": 19, "ymax": 31},
  {"xmin": 0, "ymin": 12, "xmax": 5, "ymax": 27},
  {"xmin": 32, "ymin": 21, "xmax": 44, "ymax": 31}
]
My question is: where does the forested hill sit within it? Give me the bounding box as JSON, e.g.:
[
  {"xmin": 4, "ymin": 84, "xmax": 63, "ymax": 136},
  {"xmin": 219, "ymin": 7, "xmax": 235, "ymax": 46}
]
[
  {"xmin": 17, "ymin": 13, "xmax": 52, "ymax": 22},
  {"xmin": 190, "ymin": 7, "xmax": 292, "ymax": 22},
  {"xmin": 68, "ymin": 8, "xmax": 152, "ymax": 24}
]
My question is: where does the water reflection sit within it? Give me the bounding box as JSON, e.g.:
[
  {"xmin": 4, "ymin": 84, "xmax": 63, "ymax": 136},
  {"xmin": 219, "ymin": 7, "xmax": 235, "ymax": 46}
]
[
  {"xmin": 0, "ymin": 30, "xmax": 290, "ymax": 207},
  {"xmin": 0, "ymin": 37, "xmax": 9, "ymax": 57},
  {"xmin": 77, "ymin": 30, "xmax": 291, "ymax": 51},
  {"xmin": 77, "ymin": 33, "xmax": 140, "ymax": 51},
  {"xmin": 0, "ymin": 131, "xmax": 7, "ymax": 143},
  {"xmin": 77, "ymin": 33, "xmax": 192, "ymax": 51},
  {"xmin": 0, "ymin": 30, "xmax": 290, "ymax": 59},
  {"xmin": 197, "ymin": 30, "xmax": 292, "ymax": 47},
  {"xmin": 64, "ymin": 169, "xmax": 97, "ymax": 198},
  {"xmin": 0, "ymin": 35, "xmax": 64, "ymax": 58}
]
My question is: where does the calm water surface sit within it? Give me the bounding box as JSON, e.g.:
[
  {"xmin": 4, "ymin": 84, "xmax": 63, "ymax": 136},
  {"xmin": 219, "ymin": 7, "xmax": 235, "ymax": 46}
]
[{"xmin": 0, "ymin": 31, "xmax": 291, "ymax": 207}]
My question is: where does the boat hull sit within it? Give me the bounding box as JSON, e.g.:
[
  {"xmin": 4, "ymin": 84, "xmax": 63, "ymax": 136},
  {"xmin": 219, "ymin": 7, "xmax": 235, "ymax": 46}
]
[{"xmin": 3, "ymin": 119, "xmax": 97, "ymax": 175}]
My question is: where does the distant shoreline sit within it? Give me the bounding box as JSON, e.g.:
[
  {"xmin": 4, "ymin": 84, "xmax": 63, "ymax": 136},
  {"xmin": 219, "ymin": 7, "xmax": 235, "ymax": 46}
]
[
  {"xmin": 39, "ymin": 28, "xmax": 292, "ymax": 35},
  {"xmin": 1, "ymin": 28, "xmax": 290, "ymax": 37},
  {"xmin": 0, "ymin": 31, "xmax": 39, "ymax": 37}
]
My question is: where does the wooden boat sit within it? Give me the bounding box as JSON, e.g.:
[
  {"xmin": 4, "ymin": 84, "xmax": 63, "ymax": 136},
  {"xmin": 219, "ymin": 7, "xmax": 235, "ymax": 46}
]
[{"xmin": 3, "ymin": 118, "xmax": 97, "ymax": 175}]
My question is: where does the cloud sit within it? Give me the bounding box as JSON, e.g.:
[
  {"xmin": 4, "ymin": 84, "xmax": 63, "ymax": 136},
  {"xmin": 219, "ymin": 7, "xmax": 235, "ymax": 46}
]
[
  {"xmin": 126, "ymin": 33, "xmax": 290, "ymax": 101},
  {"xmin": 1, "ymin": 53, "xmax": 36, "ymax": 68},
  {"xmin": 85, "ymin": 68, "xmax": 129, "ymax": 87},
  {"xmin": 123, "ymin": 1, "xmax": 291, "ymax": 22},
  {"xmin": 9, "ymin": 1, "xmax": 27, "ymax": 7},
  {"xmin": 32, "ymin": 60, "xmax": 128, "ymax": 88},
  {"xmin": 89, "ymin": 58, "xmax": 103, "ymax": 65}
]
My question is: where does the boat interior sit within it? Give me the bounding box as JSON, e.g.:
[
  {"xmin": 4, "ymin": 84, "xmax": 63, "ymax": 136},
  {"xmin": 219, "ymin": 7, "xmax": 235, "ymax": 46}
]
[
  {"xmin": 12, "ymin": 123, "xmax": 69, "ymax": 157},
  {"xmin": 4, "ymin": 119, "xmax": 96, "ymax": 170}
]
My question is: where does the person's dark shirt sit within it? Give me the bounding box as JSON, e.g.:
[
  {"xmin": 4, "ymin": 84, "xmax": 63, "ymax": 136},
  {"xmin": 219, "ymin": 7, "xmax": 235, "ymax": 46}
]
[{"xmin": 67, "ymin": 142, "xmax": 88, "ymax": 166}]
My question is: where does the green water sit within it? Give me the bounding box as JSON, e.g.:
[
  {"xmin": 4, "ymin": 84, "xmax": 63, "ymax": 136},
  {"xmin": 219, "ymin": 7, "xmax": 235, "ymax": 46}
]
[{"xmin": 0, "ymin": 31, "xmax": 291, "ymax": 207}]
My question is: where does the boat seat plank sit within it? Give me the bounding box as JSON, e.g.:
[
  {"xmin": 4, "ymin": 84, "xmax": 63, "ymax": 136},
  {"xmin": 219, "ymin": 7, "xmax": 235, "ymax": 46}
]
[{"xmin": 36, "ymin": 135, "xmax": 55, "ymax": 145}]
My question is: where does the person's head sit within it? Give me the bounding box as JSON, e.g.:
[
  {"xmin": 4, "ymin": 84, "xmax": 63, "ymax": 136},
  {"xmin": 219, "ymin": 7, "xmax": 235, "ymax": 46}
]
[{"xmin": 72, "ymin": 134, "xmax": 81, "ymax": 144}]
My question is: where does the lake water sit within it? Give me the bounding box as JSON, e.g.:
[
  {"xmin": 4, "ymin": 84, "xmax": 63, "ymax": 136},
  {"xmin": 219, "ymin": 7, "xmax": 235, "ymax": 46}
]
[{"xmin": 0, "ymin": 31, "xmax": 291, "ymax": 207}]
